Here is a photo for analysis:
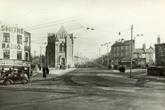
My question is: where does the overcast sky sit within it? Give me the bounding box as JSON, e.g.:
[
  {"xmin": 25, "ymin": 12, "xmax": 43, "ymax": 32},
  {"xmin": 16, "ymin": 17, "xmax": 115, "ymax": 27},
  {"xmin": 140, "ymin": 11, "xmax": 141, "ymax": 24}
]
[{"xmin": 0, "ymin": 0, "xmax": 165, "ymax": 59}]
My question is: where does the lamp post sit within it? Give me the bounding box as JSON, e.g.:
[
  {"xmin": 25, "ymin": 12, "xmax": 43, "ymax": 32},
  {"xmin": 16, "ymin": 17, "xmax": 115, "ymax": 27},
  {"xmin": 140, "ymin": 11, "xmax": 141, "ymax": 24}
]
[{"xmin": 40, "ymin": 46, "xmax": 42, "ymax": 69}]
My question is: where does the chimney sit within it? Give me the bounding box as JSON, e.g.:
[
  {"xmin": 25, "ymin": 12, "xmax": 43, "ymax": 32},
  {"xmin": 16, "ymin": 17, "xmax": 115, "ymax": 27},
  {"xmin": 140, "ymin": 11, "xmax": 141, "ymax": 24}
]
[{"xmin": 157, "ymin": 35, "xmax": 160, "ymax": 44}]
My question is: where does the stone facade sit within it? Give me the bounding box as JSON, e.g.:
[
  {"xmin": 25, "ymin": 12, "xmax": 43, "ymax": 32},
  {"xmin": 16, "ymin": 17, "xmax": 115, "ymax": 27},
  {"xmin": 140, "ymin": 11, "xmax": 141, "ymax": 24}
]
[{"xmin": 46, "ymin": 26, "xmax": 74, "ymax": 68}]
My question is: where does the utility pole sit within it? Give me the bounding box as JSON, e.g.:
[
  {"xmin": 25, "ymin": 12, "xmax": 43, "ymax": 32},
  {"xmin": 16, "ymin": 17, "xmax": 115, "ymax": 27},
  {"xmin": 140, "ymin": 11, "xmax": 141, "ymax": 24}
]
[
  {"xmin": 77, "ymin": 51, "xmax": 78, "ymax": 65},
  {"xmin": 40, "ymin": 47, "xmax": 42, "ymax": 68},
  {"xmin": 130, "ymin": 25, "xmax": 133, "ymax": 77}
]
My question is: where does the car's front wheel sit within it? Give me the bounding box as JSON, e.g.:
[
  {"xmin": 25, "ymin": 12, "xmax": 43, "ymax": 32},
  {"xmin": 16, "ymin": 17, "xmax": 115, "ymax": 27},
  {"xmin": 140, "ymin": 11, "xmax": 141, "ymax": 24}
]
[
  {"xmin": 22, "ymin": 79, "xmax": 28, "ymax": 84},
  {"xmin": 5, "ymin": 80, "xmax": 11, "ymax": 85}
]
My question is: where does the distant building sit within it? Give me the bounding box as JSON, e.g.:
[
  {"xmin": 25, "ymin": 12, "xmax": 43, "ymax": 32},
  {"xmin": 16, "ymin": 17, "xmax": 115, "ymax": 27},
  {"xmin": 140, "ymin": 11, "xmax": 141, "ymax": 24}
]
[
  {"xmin": 45, "ymin": 26, "xmax": 74, "ymax": 68},
  {"xmin": 111, "ymin": 39, "xmax": 135, "ymax": 68},
  {"xmin": 155, "ymin": 36, "xmax": 165, "ymax": 66},
  {"xmin": 74, "ymin": 55, "xmax": 89, "ymax": 67},
  {"xmin": 133, "ymin": 43, "xmax": 155, "ymax": 66}
]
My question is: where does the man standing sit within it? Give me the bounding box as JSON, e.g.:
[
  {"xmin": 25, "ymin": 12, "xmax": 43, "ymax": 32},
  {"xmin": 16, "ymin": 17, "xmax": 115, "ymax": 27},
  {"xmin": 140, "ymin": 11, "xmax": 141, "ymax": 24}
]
[
  {"xmin": 46, "ymin": 66, "xmax": 49, "ymax": 75},
  {"xmin": 42, "ymin": 66, "xmax": 46, "ymax": 78}
]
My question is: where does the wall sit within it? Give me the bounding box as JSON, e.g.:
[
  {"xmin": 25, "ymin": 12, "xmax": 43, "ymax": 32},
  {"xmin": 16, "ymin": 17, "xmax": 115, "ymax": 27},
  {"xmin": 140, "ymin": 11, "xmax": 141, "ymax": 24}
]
[{"xmin": 0, "ymin": 22, "xmax": 27, "ymax": 60}]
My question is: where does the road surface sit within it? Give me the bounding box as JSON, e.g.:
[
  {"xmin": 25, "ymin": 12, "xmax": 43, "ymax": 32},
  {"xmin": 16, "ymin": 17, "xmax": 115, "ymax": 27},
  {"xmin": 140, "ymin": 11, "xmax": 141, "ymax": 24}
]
[{"xmin": 0, "ymin": 68, "xmax": 165, "ymax": 110}]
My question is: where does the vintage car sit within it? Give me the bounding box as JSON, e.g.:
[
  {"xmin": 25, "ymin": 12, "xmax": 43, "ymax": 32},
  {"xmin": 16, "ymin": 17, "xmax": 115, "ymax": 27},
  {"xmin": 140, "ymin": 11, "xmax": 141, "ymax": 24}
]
[{"xmin": 3, "ymin": 72, "xmax": 29, "ymax": 85}]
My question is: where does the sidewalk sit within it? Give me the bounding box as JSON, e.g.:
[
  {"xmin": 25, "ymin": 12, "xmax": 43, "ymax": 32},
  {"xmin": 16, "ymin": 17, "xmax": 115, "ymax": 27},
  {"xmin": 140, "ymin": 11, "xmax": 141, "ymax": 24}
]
[{"xmin": 36, "ymin": 67, "xmax": 76, "ymax": 75}]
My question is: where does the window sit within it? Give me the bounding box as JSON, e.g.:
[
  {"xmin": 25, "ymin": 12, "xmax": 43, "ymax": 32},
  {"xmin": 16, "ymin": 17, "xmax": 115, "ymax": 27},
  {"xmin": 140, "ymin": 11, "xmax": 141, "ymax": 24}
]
[
  {"xmin": 17, "ymin": 51, "xmax": 22, "ymax": 60},
  {"xmin": 121, "ymin": 52, "xmax": 124, "ymax": 57},
  {"xmin": 3, "ymin": 50, "xmax": 10, "ymax": 59},
  {"xmin": 113, "ymin": 53, "xmax": 115, "ymax": 57},
  {"xmin": 117, "ymin": 53, "xmax": 119, "ymax": 57},
  {"xmin": 121, "ymin": 46, "xmax": 124, "ymax": 50},
  {"xmin": 113, "ymin": 47, "xmax": 115, "ymax": 52},
  {"xmin": 25, "ymin": 52, "xmax": 29, "ymax": 61},
  {"xmin": 17, "ymin": 35, "xmax": 22, "ymax": 44},
  {"xmin": 64, "ymin": 43, "xmax": 66, "ymax": 52},
  {"xmin": 125, "ymin": 46, "xmax": 127, "ymax": 50},
  {"xmin": 25, "ymin": 37, "xmax": 28, "ymax": 45},
  {"xmin": 117, "ymin": 47, "xmax": 119, "ymax": 51},
  {"xmin": 60, "ymin": 44, "xmax": 62, "ymax": 52},
  {"xmin": 125, "ymin": 52, "xmax": 128, "ymax": 56},
  {"xmin": 3, "ymin": 33, "xmax": 10, "ymax": 43}
]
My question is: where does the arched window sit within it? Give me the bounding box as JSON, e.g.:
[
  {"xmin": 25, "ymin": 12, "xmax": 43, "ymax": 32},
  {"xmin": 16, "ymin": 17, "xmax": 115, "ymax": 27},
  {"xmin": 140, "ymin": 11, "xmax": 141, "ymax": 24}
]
[
  {"xmin": 62, "ymin": 32, "xmax": 65, "ymax": 39},
  {"xmin": 60, "ymin": 43, "xmax": 62, "ymax": 52},
  {"xmin": 63, "ymin": 43, "xmax": 66, "ymax": 52}
]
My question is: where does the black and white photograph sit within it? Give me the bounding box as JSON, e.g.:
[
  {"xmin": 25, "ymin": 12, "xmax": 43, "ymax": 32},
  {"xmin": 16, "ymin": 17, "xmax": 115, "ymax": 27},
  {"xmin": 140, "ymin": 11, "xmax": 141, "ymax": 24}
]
[{"xmin": 0, "ymin": 0, "xmax": 165, "ymax": 110}]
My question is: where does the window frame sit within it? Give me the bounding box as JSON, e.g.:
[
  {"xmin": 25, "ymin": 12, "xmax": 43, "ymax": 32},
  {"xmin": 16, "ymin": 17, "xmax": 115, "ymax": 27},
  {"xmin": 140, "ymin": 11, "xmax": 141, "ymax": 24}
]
[
  {"xmin": 3, "ymin": 33, "xmax": 10, "ymax": 43},
  {"xmin": 3, "ymin": 50, "xmax": 10, "ymax": 59},
  {"xmin": 17, "ymin": 35, "xmax": 22, "ymax": 44},
  {"xmin": 17, "ymin": 51, "xmax": 22, "ymax": 60}
]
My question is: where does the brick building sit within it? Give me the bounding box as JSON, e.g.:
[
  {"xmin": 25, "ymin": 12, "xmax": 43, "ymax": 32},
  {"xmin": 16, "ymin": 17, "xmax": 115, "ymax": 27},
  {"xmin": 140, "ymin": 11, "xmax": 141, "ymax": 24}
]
[{"xmin": 111, "ymin": 40, "xmax": 135, "ymax": 68}]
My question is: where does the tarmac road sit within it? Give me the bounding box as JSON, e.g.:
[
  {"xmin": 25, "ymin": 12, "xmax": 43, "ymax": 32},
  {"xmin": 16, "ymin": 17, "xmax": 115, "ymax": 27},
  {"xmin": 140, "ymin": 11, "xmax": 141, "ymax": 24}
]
[{"xmin": 0, "ymin": 67, "xmax": 165, "ymax": 110}]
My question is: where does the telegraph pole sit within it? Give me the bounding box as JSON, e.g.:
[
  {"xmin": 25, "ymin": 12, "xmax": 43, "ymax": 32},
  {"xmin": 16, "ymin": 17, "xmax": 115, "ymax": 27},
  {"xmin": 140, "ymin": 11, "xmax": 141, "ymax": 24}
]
[
  {"xmin": 40, "ymin": 47, "xmax": 42, "ymax": 68},
  {"xmin": 77, "ymin": 51, "xmax": 78, "ymax": 65},
  {"xmin": 130, "ymin": 25, "xmax": 133, "ymax": 77}
]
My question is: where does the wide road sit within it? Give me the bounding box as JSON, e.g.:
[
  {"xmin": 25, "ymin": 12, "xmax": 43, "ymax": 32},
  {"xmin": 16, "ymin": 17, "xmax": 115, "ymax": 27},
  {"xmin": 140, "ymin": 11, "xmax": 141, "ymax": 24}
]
[{"xmin": 0, "ymin": 68, "xmax": 165, "ymax": 110}]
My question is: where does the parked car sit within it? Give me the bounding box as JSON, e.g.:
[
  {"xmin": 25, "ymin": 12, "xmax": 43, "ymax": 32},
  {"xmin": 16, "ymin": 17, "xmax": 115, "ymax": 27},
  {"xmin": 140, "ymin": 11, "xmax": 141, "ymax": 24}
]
[{"xmin": 3, "ymin": 72, "xmax": 29, "ymax": 85}]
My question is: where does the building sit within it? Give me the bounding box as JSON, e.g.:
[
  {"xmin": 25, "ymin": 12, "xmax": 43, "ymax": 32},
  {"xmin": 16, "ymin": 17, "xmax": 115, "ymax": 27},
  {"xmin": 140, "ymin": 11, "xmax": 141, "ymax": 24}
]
[
  {"xmin": 74, "ymin": 55, "xmax": 89, "ymax": 67},
  {"xmin": 155, "ymin": 37, "xmax": 165, "ymax": 66},
  {"xmin": 133, "ymin": 43, "xmax": 155, "ymax": 66},
  {"xmin": 0, "ymin": 21, "xmax": 31, "ymax": 73},
  {"xmin": 111, "ymin": 39, "xmax": 135, "ymax": 68},
  {"xmin": 46, "ymin": 26, "xmax": 74, "ymax": 68}
]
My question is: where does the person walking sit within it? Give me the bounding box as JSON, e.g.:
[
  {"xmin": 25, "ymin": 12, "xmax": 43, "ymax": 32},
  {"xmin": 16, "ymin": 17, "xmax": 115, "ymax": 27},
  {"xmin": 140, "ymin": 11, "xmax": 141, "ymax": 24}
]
[
  {"xmin": 46, "ymin": 66, "xmax": 49, "ymax": 75},
  {"xmin": 42, "ymin": 66, "xmax": 46, "ymax": 78}
]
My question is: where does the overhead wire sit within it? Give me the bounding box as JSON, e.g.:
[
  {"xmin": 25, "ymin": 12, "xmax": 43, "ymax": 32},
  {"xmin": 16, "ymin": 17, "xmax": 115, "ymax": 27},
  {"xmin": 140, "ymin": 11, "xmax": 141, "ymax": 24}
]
[{"xmin": 24, "ymin": 1, "xmax": 137, "ymax": 30}]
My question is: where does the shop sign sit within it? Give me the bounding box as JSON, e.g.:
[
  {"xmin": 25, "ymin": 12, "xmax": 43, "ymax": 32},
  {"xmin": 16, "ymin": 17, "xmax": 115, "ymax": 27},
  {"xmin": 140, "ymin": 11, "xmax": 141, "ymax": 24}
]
[
  {"xmin": 1, "ymin": 25, "xmax": 24, "ymax": 34},
  {"xmin": 0, "ymin": 61, "xmax": 13, "ymax": 65},
  {"xmin": 14, "ymin": 61, "xmax": 23, "ymax": 66},
  {"xmin": 2, "ymin": 43, "xmax": 22, "ymax": 50}
]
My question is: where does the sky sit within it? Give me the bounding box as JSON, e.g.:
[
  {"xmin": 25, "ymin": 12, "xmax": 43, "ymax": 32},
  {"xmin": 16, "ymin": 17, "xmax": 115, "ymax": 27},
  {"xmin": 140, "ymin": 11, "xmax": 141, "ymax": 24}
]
[{"xmin": 0, "ymin": 0, "xmax": 165, "ymax": 59}]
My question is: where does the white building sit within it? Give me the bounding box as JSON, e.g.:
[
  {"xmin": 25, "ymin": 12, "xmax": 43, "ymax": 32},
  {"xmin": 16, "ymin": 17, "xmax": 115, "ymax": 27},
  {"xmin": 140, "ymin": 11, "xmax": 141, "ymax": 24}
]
[{"xmin": 0, "ymin": 21, "xmax": 31, "ymax": 69}]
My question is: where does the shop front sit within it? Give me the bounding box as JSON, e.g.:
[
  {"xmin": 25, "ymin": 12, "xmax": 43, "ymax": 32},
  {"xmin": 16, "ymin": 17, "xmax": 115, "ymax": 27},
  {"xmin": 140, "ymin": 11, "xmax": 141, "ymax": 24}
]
[{"xmin": 0, "ymin": 60, "xmax": 32, "ymax": 79}]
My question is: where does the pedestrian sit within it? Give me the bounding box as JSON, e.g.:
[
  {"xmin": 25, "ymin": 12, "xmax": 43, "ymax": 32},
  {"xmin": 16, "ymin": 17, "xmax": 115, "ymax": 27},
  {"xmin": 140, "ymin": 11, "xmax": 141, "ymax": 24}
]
[
  {"xmin": 46, "ymin": 66, "xmax": 49, "ymax": 75},
  {"xmin": 42, "ymin": 66, "xmax": 46, "ymax": 78}
]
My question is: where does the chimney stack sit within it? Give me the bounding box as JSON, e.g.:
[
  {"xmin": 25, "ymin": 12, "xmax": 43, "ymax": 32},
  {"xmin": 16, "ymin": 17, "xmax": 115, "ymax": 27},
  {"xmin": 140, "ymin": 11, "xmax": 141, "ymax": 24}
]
[{"xmin": 157, "ymin": 35, "xmax": 160, "ymax": 44}]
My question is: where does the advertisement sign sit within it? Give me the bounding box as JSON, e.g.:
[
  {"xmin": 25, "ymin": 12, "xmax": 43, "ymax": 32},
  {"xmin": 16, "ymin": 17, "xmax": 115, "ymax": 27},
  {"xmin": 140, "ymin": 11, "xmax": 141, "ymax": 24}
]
[
  {"xmin": 0, "ymin": 60, "xmax": 13, "ymax": 66},
  {"xmin": 1, "ymin": 25, "xmax": 24, "ymax": 34},
  {"xmin": 14, "ymin": 60, "xmax": 23, "ymax": 66}
]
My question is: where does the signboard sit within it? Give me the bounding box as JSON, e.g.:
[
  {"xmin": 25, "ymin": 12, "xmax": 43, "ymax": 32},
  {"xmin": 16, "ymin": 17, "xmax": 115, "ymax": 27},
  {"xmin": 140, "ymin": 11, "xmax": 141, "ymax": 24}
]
[
  {"xmin": 14, "ymin": 60, "xmax": 23, "ymax": 66},
  {"xmin": 2, "ymin": 43, "xmax": 22, "ymax": 50},
  {"xmin": 0, "ymin": 60, "xmax": 13, "ymax": 65},
  {"xmin": 1, "ymin": 25, "xmax": 24, "ymax": 34}
]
